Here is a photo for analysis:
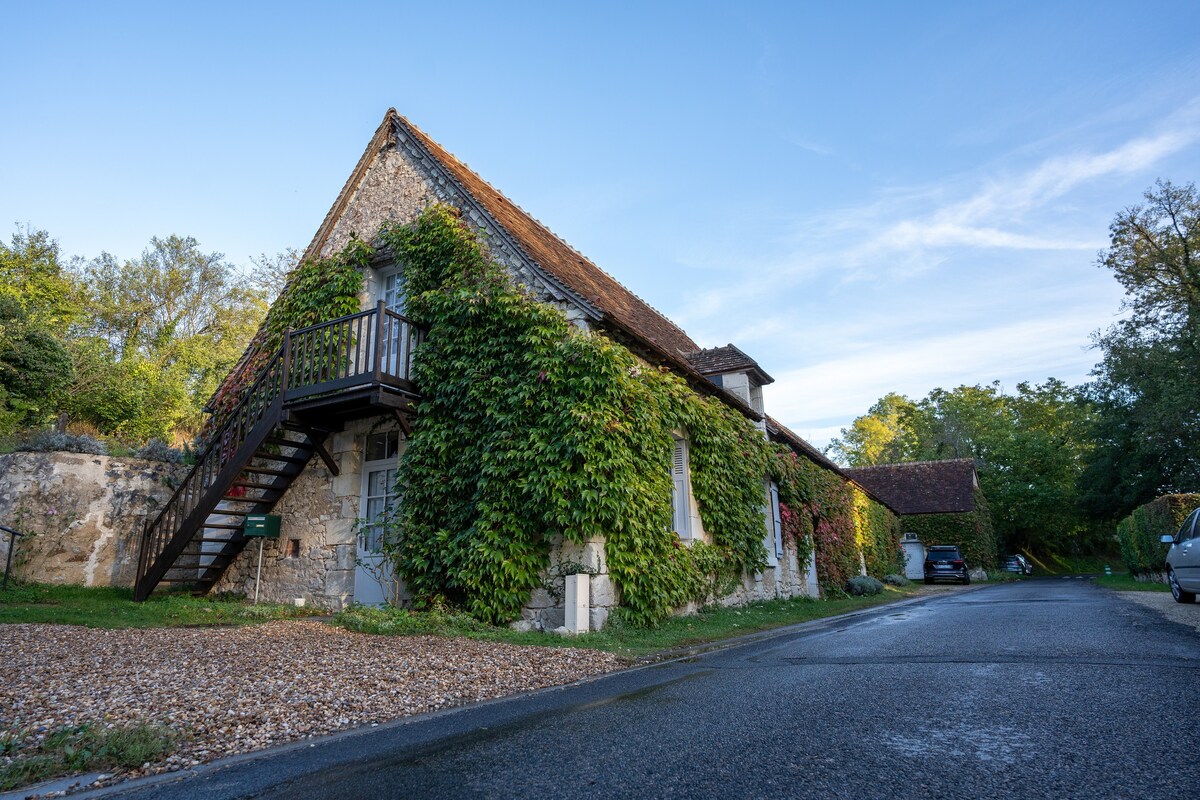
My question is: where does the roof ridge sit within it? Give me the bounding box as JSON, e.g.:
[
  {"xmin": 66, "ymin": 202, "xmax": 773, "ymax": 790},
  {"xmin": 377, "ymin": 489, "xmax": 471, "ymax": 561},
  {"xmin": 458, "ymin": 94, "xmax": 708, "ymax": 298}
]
[{"xmin": 847, "ymin": 457, "xmax": 976, "ymax": 470}]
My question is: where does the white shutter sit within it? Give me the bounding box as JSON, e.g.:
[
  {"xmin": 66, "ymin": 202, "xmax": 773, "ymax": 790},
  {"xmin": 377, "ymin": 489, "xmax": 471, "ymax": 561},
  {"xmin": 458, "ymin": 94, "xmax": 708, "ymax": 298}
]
[
  {"xmin": 770, "ymin": 481, "xmax": 783, "ymax": 559},
  {"xmin": 672, "ymin": 439, "xmax": 690, "ymax": 538}
]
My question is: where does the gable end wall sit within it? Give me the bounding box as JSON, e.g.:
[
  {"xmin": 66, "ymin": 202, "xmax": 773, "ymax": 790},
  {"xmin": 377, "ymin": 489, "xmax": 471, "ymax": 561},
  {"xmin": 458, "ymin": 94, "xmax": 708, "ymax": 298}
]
[{"xmin": 318, "ymin": 129, "xmax": 593, "ymax": 328}]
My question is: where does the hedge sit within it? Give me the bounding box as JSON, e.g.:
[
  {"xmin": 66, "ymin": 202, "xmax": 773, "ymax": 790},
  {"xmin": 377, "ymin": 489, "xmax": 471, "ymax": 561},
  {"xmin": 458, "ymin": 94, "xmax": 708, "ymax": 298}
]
[
  {"xmin": 1116, "ymin": 493, "xmax": 1200, "ymax": 576},
  {"xmin": 901, "ymin": 491, "xmax": 997, "ymax": 569}
]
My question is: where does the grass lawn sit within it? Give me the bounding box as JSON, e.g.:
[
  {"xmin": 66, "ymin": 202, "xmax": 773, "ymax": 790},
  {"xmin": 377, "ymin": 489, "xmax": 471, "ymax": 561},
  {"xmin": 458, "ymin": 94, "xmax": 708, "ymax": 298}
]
[
  {"xmin": 0, "ymin": 583, "xmax": 321, "ymax": 627},
  {"xmin": 1, "ymin": 581, "xmax": 928, "ymax": 660},
  {"xmin": 334, "ymin": 585, "xmax": 925, "ymax": 660},
  {"xmin": 1092, "ymin": 573, "xmax": 1170, "ymax": 592}
]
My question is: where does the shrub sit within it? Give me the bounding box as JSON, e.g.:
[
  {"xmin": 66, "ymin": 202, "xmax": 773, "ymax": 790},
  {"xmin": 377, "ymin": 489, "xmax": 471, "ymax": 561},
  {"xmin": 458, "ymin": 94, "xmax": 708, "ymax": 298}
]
[
  {"xmin": 13, "ymin": 429, "xmax": 108, "ymax": 455},
  {"xmin": 134, "ymin": 438, "xmax": 186, "ymax": 463},
  {"xmin": 883, "ymin": 573, "xmax": 910, "ymax": 586},
  {"xmin": 846, "ymin": 575, "xmax": 884, "ymax": 596}
]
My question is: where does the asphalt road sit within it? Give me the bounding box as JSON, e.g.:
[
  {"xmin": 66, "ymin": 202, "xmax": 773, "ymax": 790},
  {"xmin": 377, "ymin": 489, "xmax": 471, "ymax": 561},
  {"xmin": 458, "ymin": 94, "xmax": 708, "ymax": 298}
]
[{"xmin": 96, "ymin": 580, "xmax": 1200, "ymax": 799}]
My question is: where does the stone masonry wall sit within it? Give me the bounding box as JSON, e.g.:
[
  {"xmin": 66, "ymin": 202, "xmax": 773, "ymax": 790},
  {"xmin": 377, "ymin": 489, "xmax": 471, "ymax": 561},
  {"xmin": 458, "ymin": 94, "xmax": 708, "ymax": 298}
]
[
  {"xmin": 211, "ymin": 417, "xmax": 402, "ymax": 610},
  {"xmin": 0, "ymin": 452, "xmax": 184, "ymax": 587},
  {"xmin": 318, "ymin": 127, "xmax": 586, "ymax": 318}
]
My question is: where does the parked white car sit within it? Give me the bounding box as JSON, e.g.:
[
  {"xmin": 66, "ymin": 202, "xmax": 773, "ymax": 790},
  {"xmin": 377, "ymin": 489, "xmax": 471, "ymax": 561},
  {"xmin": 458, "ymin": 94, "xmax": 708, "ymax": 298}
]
[{"xmin": 1160, "ymin": 507, "xmax": 1200, "ymax": 603}]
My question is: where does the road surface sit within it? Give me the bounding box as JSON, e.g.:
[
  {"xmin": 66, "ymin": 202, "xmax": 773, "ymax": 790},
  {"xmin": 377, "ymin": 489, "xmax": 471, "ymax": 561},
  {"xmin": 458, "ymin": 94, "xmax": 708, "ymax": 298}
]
[{"xmin": 97, "ymin": 579, "xmax": 1200, "ymax": 799}]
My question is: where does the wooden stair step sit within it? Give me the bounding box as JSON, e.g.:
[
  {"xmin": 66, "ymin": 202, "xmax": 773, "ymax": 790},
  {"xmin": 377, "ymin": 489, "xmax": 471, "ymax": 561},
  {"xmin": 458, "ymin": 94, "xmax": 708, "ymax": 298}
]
[
  {"xmin": 199, "ymin": 522, "xmax": 248, "ymax": 530},
  {"xmin": 188, "ymin": 536, "xmax": 246, "ymax": 544},
  {"xmin": 264, "ymin": 435, "xmax": 314, "ymax": 448},
  {"xmin": 240, "ymin": 465, "xmax": 301, "ymax": 477},
  {"xmin": 253, "ymin": 452, "xmax": 309, "ymax": 465},
  {"xmin": 221, "ymin": 493, "xmax": 280, "ymax": 503},
  {"xmin": 231, "ymin": 480, "xmax": 288, "ymax": 491}
]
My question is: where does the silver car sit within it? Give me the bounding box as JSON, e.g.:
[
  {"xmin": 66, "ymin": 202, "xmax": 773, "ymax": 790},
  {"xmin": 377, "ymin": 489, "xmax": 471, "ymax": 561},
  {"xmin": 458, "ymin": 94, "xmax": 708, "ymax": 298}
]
[{"xmin": 1160, "ymin": 507, "xmax": 1200, "ymax": 604}]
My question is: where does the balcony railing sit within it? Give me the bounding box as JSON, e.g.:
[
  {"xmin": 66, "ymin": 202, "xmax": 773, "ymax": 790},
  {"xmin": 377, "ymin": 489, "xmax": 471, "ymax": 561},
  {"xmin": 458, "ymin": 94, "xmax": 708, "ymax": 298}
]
[
  {"xmin": 283, "ymin": 301, "xmax": 421, "ymax": 401},
  {"xmin": 134, "ymin": 302, "xmax": 423, "ymax": 597}
]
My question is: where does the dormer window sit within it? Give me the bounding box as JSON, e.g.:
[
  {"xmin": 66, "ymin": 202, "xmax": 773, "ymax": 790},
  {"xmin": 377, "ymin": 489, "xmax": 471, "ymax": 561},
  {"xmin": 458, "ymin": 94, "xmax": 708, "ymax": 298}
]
[{"xmin": 683, "ymin": 344, "xmax": 773, "ymax": 417}]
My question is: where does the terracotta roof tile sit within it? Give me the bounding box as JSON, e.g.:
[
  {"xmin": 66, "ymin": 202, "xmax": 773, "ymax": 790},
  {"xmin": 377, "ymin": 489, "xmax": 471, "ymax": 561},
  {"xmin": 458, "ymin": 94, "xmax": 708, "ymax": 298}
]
[{"xmin": 843, "ymin": 459, "xmax": 978, "ymax": 515}]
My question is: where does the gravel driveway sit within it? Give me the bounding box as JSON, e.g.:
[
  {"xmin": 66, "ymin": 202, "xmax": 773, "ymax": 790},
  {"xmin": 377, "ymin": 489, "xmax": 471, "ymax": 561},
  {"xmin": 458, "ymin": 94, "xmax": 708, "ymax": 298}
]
[
  {"xmin": 1115, "ymin": 590, "xmax": 1200, "ymax": 634},
  {"xmin": 1, "ymin": 621, "xmax": 623, "ymax": 788}
]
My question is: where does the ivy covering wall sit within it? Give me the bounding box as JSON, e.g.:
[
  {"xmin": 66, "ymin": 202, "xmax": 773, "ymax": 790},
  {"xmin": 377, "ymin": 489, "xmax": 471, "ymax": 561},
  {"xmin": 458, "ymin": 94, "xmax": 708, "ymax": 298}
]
[
  {"xmin": 229, "ymin": 206, "xmax": 908, "ymax": 624},
  {"xmin": 901, "ymin": 494, "xmax": 997, "ymax": 569},
  {"xmin": 376, "ymin": 207, "xmax": 778, "ymax": 625},
  {"xmin": 771, "ymin": 449, "xmax": 902, "ymax": 594},
  {"xmin": 1117, "ymin": 493, "xmax": 1199, "ymax": 576}
]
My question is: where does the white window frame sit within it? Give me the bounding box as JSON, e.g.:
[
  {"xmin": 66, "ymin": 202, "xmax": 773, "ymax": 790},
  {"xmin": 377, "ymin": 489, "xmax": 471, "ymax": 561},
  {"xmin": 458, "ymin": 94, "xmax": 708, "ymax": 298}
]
[
  {"xmin": 763, "ymin": 479, "xmax": 783, "ymax": 566},
  {"xmin": 378, "ymin": 265, "xmax": 405, "ymax": 315},
  {"xmin": 359, "ymin": 430, "xmax": 401, "ymax": 553}
]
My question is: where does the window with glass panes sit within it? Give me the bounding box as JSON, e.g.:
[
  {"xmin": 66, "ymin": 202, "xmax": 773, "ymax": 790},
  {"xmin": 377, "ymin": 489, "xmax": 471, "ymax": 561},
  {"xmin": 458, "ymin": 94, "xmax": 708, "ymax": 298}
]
[{"xmin": 360, "ymin": 430, "xmax": 401, "ymax": 552}]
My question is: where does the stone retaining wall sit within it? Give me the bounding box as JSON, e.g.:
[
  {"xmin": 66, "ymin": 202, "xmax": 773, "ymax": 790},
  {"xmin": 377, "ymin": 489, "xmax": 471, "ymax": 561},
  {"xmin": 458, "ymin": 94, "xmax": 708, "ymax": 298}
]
[{"xmin": 0, "ymin": 452, "xmax": 184, "ymax": 587}]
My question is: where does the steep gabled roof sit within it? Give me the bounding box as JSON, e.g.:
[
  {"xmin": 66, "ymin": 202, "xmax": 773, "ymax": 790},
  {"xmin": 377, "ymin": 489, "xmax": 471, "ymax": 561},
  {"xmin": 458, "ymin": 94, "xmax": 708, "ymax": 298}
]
[
  {"xmin": 306, "ymin": 110, "xmax": 700, "ymax": 360},
  {"xmin": 685, "ymin": 344, "xmax": 774, "ymax": 385},
  {"xmin": 843, "ymin": 459, "xmax": 979, "ymax": 515},
  {"xmin": 213, "ymin": 111, "xmax": 762, "ymax": 421},
  {"xmin": 764, "ymin": 416, "xmax": 897, "ymax": 513},
  {"xmin": 299, "ymin": 110, "xmax": 768, "ymax": 421}
]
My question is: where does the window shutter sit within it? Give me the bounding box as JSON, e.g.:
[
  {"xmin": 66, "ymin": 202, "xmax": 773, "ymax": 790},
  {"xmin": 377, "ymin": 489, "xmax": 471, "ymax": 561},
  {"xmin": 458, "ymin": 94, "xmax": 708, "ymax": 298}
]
[
  {"xmin": 770, "ymin": 481, "xmax": 783, "ymax": 558},
  {"xmin": 672, "ymin": 439, "xmax": 690, "ymax": 538}
]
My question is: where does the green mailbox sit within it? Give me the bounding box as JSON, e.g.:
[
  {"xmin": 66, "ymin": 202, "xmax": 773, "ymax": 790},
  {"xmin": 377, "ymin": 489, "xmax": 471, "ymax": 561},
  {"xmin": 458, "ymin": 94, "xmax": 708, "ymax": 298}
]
[{"xmin": 244, "ymin": 514, "xmax": 281, "ymax": 538}]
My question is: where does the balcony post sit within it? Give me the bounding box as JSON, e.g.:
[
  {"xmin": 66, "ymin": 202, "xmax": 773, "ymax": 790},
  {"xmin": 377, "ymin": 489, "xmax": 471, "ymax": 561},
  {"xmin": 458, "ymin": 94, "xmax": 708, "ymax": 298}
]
[
  {"xmin": 282, "ymin": 328, "xmax": 292, "ymax": 399},
  {"xmin": 373, "ymin": 300, "xmax": 386, "ymax": 381}
]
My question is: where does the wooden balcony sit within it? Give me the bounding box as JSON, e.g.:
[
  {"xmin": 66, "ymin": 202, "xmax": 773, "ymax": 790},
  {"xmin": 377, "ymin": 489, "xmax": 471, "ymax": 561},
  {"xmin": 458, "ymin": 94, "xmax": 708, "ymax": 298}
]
[{"xmin": 278, "ymin": 301, "xmax": 423, "ymax": 429}]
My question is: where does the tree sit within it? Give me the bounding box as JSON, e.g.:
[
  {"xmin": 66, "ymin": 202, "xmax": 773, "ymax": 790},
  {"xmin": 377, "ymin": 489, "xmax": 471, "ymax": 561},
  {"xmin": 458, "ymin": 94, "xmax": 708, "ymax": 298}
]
[
  {"xmin": 1101, "ymin": 179, "xmax": 1200, "ymax": 335},
  {"xmin": 0, "ymin": 229, "xmax": 78, "ymax": 433},
  {"xmin": 0, "ymin": 295, "xmax": 74, "ymax": 434},
  {"xmin": 1083, "ymin": 180, "xmax": 1200, "ymax": 517},
  {"xmin": 836, "ymin": 381, "xmax": 1100, "ymax": 556},
  {"xmin": 69, "ymin": 236, "xmax": 268, "ymax": 440},
  {"xmin": 0, "ymin": 227, "xmax": 83, "ymax": 328},
  {"xmin": 827, "ymin": 392, "xmax": 917, "ymax": 466}
]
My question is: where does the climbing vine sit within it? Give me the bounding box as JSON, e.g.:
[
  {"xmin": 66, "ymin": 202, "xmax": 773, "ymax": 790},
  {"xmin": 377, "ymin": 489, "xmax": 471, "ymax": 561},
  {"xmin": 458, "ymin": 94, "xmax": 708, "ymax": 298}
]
[
  {"xmin": 770, "ymin": 447, "xmax": 901, "ymax": 595},
  {"xmin": 902, "ymin": 494, "xmax": 996, "ymax": 569},
  {"xmin": 373, "ymin": 206, "xmax": 776, "ymax": 625}
]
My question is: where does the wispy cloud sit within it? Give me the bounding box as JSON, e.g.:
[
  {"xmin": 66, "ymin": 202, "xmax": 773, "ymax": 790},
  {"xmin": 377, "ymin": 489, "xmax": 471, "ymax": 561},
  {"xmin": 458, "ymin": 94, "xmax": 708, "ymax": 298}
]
[
  {"xmin": 765, "ymin": 311, "xmax": 1105, "ymax": 430},
  {"xmin": 679, "ymin": 112, "xmax": 1200, "ymax": 325}
]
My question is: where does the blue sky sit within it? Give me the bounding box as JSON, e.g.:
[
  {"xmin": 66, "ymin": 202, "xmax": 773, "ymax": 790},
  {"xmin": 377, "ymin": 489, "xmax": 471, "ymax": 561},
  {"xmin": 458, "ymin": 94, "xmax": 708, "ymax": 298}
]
[{"xmin": 3, "ymin": 1, "xmax": 1198, "ymax": 447}]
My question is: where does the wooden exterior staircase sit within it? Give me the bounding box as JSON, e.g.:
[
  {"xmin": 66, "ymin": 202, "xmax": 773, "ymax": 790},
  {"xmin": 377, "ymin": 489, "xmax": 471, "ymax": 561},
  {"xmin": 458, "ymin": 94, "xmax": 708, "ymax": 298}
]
[{"xmin": 134, "ymin": 303, "xmax": 422, "ymax": 601}]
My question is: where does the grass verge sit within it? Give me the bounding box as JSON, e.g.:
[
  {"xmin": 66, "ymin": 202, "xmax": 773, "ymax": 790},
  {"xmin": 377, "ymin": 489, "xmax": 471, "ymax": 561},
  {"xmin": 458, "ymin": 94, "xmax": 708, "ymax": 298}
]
[
  {"xmin": 0, "ymin": 583, "xmax": 321, "ymax": 627},
  {"xmin": 1092, "ymin": 573, "xmax": 1170, "ymax": 592},
  {"xmin": 0, "ymin": 722, "xmax": 176, "ymax": 792},
  {"xmin": 334, "ymin": 586, "xmax": 924, "ymax": 660}
]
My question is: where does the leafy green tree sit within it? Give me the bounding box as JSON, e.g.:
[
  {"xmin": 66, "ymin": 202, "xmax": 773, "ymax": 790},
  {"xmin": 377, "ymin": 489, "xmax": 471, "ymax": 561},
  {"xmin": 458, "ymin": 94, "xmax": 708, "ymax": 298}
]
[
  {"xmin": 1082, "ymin": 180, "xmax": 1200, "ymax": 517},
  {"xmin": 0, "ymin": 227, "xmax": 83, "ymax": 328},
  {"xmin": 69, "ymin": 236, "xmax": 267, "ymax": 440},
  {"xmin": 0, "ymin": 229, "xmax": 78, "ymax": 433},
  {"xmin": 837, "ymin": 381, "xmax": 1099, "ymax": 555},
  {"xmin": 827, "ymin": 392, "xmax": 917, "ymax": 466},
  {"xmin": 0, "ymin": 296, "xmax": 74, "ymax": 434}
]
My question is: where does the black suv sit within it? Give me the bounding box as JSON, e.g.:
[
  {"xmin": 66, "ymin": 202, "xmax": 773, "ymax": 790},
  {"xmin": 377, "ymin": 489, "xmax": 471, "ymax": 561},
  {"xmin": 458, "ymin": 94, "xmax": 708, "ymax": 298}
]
[{"xmin": 924, "ymin": 545, "xmax": 970, "ymax": 585}]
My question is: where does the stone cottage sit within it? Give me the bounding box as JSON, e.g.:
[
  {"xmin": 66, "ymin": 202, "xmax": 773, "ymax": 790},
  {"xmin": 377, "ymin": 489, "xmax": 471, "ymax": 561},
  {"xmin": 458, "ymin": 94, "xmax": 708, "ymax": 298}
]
[
  {"xmin": 844, "ymin": 458, "xmax": 996, "ymax": 570},
  {"xmin": 132, "ymin": 110, "xmax": 894, "ymax": 628}
]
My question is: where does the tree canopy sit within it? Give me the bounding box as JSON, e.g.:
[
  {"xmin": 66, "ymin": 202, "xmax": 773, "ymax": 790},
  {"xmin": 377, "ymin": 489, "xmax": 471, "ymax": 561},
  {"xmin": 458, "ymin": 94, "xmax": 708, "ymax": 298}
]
[
  {"xmin": 1082, "ymin": 180, "xmax": 1200, "ymax": 516},
  {"xmin": 0, "ymin": 228, "xmax": 272, "ymax": 443}
]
